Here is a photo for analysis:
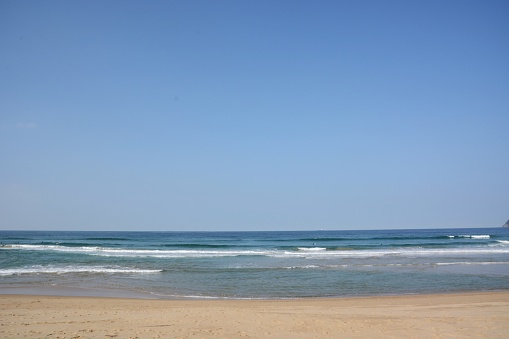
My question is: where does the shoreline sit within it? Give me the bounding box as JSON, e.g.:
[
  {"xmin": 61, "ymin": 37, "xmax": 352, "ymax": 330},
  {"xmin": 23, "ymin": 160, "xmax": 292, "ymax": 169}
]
[
  {"xmin": 2, "ymin": 289, "xmax": 509, "ymax": 301},
  {"xmin": 2, "ymin": 284, "xmax": 508, "ymax": 300},
  {"xmin": 2, "ymin": 291, "xmax": 508, "ymax": 338},
  {"xmin": 0, "ymin": 285, "xmax": 159, "ymax": 299}
]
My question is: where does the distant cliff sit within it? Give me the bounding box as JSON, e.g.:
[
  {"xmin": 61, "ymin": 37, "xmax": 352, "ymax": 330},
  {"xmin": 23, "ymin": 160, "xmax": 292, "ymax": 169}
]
[{"xmin": 503, "ymin": 220, "xmax": 509, "ymax": 228}]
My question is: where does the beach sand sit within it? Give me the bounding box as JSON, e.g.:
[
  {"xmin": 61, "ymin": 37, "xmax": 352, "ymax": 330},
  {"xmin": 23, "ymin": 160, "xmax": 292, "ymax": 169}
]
[{"xmin": 1, "ymin": 292, "xmax": 508, "ymax": 338}]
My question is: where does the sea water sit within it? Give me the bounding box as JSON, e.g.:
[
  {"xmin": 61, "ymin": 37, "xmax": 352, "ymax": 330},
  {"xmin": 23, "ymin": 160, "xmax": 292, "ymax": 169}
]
[{"xmin": 1, "ymin": 228, "xmax": 508, "ymax": 299}]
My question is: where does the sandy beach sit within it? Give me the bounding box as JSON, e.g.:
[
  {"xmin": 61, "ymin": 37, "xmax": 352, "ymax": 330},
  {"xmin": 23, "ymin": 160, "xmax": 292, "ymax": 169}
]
[{"xmin": 1, "ymin": 292, "xmax": 508, "ymax": 338}]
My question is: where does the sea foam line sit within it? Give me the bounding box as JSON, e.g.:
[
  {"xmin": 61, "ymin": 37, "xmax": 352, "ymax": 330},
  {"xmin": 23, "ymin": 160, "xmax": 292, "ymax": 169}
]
[
  {"xmin": 434, "ymin": 261, "xmax": 509, "ymax": 266},
  {"xmin": 297, "ymin": 247, "xmax": 327, "ymax": 251},
  {"xmin": 3, "ymin": 243, "xmax": 509, "ymax": 258},
  {"xmin": 0, "ymin": 265, "xmax": 162, "ymax": 276},
  {"xmin": 1, "ymin": 244, "xmax": 273, "ymax": 258},
  {"xmin": 450, "ymin": 235, "xmax": 491, "ymax": 239}
]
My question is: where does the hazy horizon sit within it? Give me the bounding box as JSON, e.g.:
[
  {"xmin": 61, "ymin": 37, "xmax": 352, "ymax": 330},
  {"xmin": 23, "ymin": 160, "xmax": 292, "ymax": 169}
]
[{"xmin": 0, "ymin": 224, "xmax": 505, "ymax": 233}]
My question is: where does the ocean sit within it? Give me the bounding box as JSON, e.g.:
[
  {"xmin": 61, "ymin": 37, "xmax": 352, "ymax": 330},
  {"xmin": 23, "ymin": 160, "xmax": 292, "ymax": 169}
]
[{"xmin": 1, "ymin": 228, "xmax": 508, "ymax": 299}]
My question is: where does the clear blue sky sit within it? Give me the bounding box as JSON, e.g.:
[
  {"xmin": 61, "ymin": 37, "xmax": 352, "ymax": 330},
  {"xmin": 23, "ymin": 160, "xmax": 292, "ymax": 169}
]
[{"xmin": 1, "ymin": 0, "xmax": 508, "ymax": 231}]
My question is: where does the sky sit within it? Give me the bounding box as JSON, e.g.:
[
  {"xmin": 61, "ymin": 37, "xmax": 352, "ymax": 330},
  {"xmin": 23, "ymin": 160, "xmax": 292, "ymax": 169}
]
[{"xmin": 1, "ymin": 0, "xmax": 508, "ymax": 231}]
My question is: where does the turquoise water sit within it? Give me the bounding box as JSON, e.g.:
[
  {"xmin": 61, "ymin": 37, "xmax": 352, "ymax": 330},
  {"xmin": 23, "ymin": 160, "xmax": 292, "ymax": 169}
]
[{"xmin": 1, "ymin": 228, "xmax": 508, "ymax": 299}]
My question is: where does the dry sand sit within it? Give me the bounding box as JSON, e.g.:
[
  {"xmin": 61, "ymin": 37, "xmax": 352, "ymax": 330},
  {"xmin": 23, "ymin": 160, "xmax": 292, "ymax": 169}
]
[{"xmin": 1, "ymin": 292, "xmax": 508, "ymax": 338}]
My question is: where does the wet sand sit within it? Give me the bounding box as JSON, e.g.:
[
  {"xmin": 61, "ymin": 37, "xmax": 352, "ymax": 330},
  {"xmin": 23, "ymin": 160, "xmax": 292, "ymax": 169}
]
[{"xmin": 1, "ymin": 292, "xmax": 508, "ymax": 338}]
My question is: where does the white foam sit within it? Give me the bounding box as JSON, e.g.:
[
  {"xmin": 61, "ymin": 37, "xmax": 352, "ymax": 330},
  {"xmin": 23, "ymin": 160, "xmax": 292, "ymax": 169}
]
[
  {"xmin": 283, "ymin": 247, "xmax": 509, "ymax": 259},
  {"xmin": 2, "ymin": 244, "xmax": 272, "ymax": 258},
  {"xmin": 435, "ymin": 261, "xmax": 509, "ymax": 266},
  {"xmin": 4, "ymin": 243, "xmax": 509, "ymax": 259},
  {"xmin": 459, "ymin": 235, "xmax": 490, "ymax": 239},
  {"xmin": 284, "ymin": 265, "xmax": 320, "ymax": 269},
  {"xmin": 297, "ymin": 247, "xmax": 327, "ymax": 251},
  {"xmin": 0, "ymin": 265, "xmax": 162, "ymax": 276}
]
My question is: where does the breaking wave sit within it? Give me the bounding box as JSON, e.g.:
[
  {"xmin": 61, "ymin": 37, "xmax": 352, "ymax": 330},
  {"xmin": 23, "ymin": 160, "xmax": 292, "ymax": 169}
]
[{"xmin": 0, "ymin": 265, "xmax": 162, "ymax": 276}]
